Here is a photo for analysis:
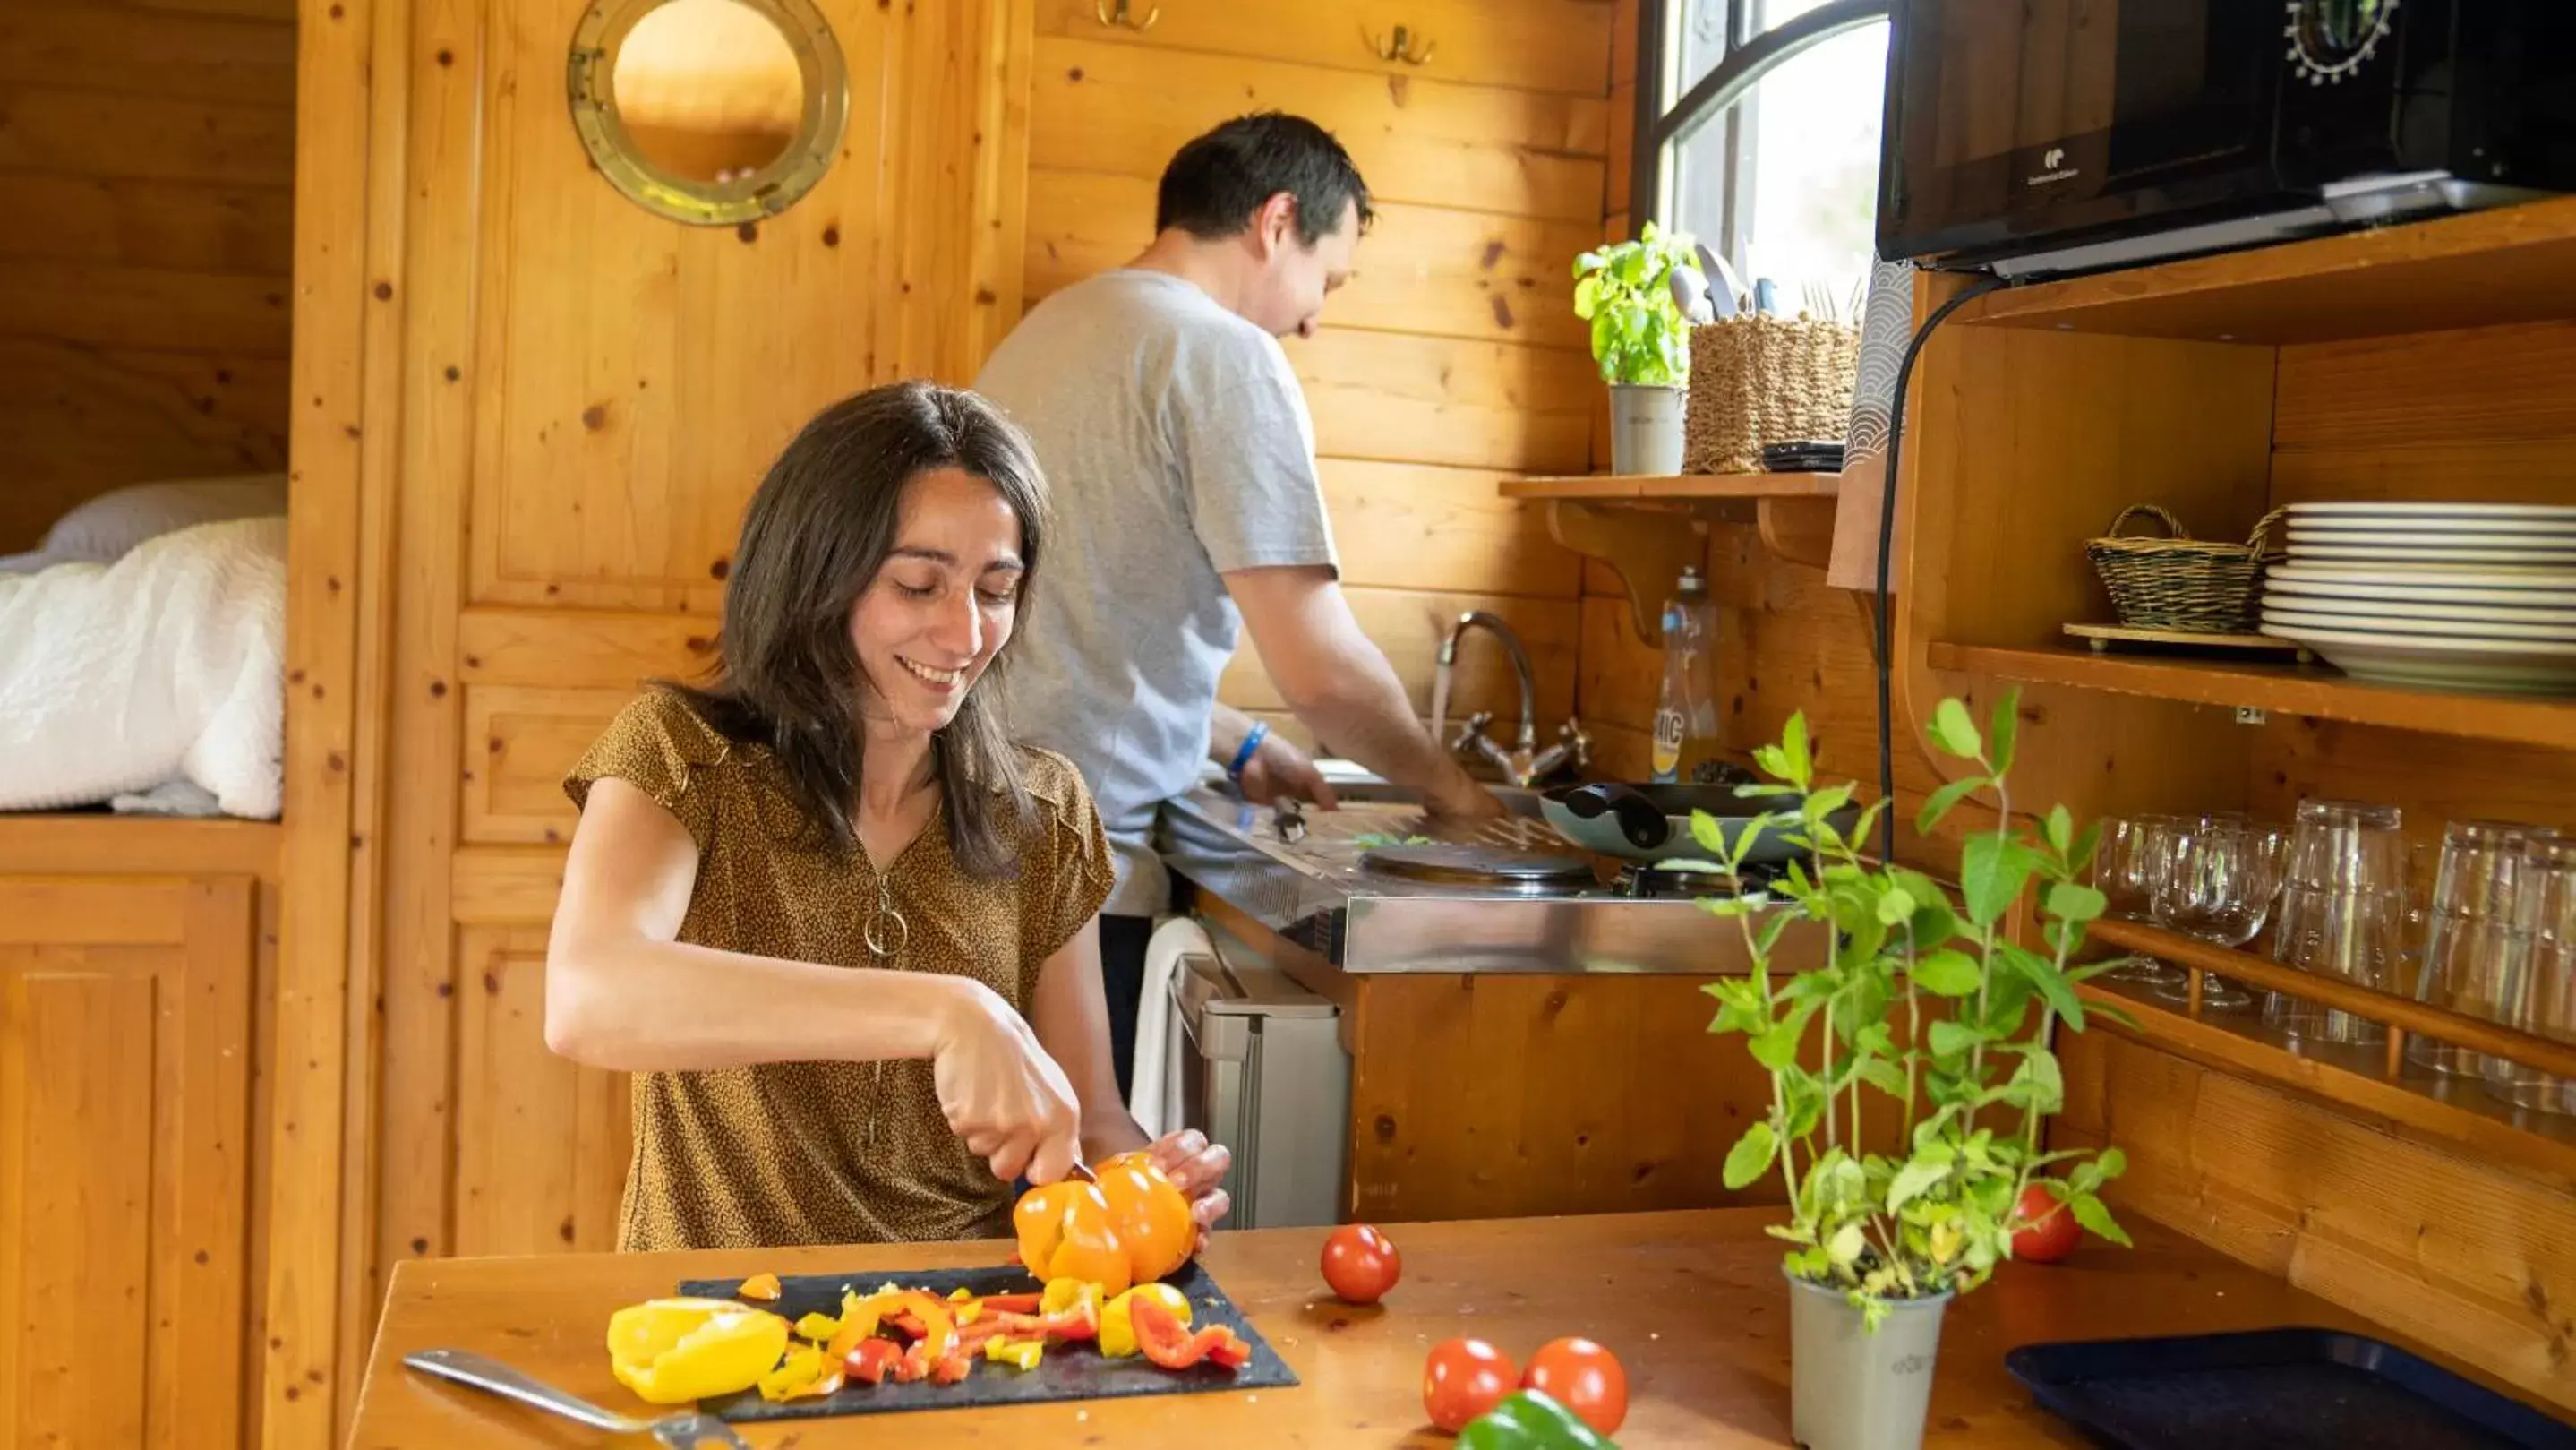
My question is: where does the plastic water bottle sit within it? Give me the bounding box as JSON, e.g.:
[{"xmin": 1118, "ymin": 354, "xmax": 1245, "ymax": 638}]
[{"xmin": 1650, "ymin": 565, "xmax": 1718, "ymax": 784}]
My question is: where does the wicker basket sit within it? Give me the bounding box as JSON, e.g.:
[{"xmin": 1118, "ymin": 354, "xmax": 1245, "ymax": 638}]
[
  {"xmin": 1683, "ymin": 314, "xmax": 1860, "ymax": 476},
  {"xmin": 2084, "ymin": 504, "xmax": 2289, "ymax": 633}
]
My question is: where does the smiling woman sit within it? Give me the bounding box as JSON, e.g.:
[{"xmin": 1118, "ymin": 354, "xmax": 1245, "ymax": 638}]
[{"xmin": 540, "ymin": 381, "xmax": 1233, "ymax": 1252}]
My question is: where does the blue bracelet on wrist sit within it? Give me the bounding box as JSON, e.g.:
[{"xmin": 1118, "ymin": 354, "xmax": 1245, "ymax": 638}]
[{"xmin": 1226, "ymin": 720, "xmax": 1270, "ymax": 781}]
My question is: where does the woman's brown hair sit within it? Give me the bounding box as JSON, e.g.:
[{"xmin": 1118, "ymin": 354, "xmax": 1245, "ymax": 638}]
[{"xmin": 669, "ymin": 381, "xmax": 1047, "ymax": 879}]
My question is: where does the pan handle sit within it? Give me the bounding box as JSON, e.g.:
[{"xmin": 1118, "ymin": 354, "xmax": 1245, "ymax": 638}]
[{"xmin": 1559, "ymin": 783, "xmax": 1670, "ymax": 850}]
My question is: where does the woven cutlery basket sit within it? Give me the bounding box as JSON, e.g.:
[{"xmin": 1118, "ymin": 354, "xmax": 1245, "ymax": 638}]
[
  {"xmin": 1683, "ymin": 314, "xmax": 1860, "ymax": 476},
  {"xmin": 2084, "ymin": 503, "xmax": 2288, "ymax": 632}
]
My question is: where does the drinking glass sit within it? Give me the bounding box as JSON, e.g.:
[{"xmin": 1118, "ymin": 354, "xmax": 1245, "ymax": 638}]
[
  {"xmin": 2150, "ymin": 818, "xmax": 2286, "ymax": 1012},
  {"xmin": 2094, "ymin": 814, "xmax": 2184, "ymax": 987},
  {"xmin": 2264, "ymin": 800, "xmax": 2408, "ymax": 1045},
  {"xmin": 2487, "ymin": 835, "xmax": 2576, "ymax": 1116},
  {"xmin": 2408, "ymin": 822, "xmax": 2548, "ymax": 1077}
]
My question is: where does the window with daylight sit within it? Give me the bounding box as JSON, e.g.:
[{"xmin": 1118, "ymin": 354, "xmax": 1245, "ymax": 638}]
[{"xmin": 1633, "ymin": 0, "xmax": 1893, "ymax": 312}]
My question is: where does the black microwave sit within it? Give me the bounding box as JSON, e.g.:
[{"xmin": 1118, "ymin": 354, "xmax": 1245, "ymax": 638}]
[{"xmin": 1877, "ymin": 1, "xmax": 2576, "ymax": 278}]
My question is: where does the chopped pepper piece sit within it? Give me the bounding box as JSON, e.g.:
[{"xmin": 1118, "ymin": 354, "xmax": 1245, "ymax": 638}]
[
  {"xmin": 756, "ymin": 1346, "xmax": 844, "ymax": 1403},
  {"xmin": 793, "ymin": 1311, "xmax": 841, "ymax": 1342},
  {"xmin": 1100, "ymin": 1284, "xmax": 1194, "ymax": 1359},
  {"xmin": 865, "ymin": 1291, "xmax": 957, "ymax": 1362},
  {"xmin": 843, "ymin": 1337, "xmax": 900, "ymax": 1386},
  {"xmin": 978, "ymin": 1292, "xmax": 1041, "ymax": 1316},
  {"xmin": 825, "ymin": 1291, "xmax": 881, "ymax": 1360},
  {"xmin": 1126, "ymin": 1293, "xmax": 1249, "ymax": 1373},
  {"xmin": 930, "ymin": 1351, "xmax": 972, "ymax": 1386},
  {"xmin": 892, "ymin": 1344, "xmax": 931, "ymax": 1383},
  {"xmin": 986, "ymin": 1336, "xmax": 1046, "ymax": 1371},
  {"xmin": 1456, "ymin": 1389, "xmax": 1620, "ymax": 1450},
  {"xmin": 736, "ymin": 1272, "xmax": 783, "ymax": 1302}
]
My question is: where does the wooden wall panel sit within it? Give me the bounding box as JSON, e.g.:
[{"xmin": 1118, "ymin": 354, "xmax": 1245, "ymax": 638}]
[
  {"xmin": 1031, "ymin": 0, "xmax": 1615, "ymax": 99},
  {"xmin": 453, "ymin": 930, "xmax": 631, "ymax": 1256},
  {"xmin": 0, "ymin": 879, "xmax": 254, "ymax": 1450},
  {"xmin": 1023, "ymin": 170, "xmax": 1594, "ymax": 349},
  {"xmin": 2058, "ymin": 1031, "xmax": 2576, "ymax": 1418},
  {"xmin": 1319, "ymin": 459, "xmax": 1580, "ymax": 599},
  {"xmin": 1030, "ymin": 39, "xmax": 1609, "ymax": 223},
  {"xmin": 462, "ymin": 686, "xmax": 644, "ymax": 845},
  {"xmin": 0, "ymin": 0, "xmax": 295, "ymax": 552},
  {"xmin": 1220, "ymin": 588, "xmax": 1579, "ymax": 723}
]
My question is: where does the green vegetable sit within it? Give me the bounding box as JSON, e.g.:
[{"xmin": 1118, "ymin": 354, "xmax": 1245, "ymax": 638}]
[
  {"xmin": 1570, "ymin": 220, "xmax": 1703, "ymax": 388},
  {"xmin": 1350, "ymin": 833, "xmax": 1433, "ymax": 848},
  {"xmin": 1457, "ymin": 1389, "xmax": 1618, "ymax": 1450}
]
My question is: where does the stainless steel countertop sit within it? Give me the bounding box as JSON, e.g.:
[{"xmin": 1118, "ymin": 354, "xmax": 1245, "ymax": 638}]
[{"xmin": 1156, "ymin": 778, "xmax": 1822, "ymax": 976}]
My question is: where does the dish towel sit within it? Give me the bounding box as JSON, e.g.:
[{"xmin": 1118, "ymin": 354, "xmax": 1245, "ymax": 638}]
[{"xmin": 1127, "ymin": 914, "xmax": 1216, "ymax": 1140}]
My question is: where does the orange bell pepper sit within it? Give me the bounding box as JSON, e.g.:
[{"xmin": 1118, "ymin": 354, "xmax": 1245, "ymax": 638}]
[
  {"xmin": 736, "ymin": 1272, "xmax": 783, "ymax": 1302},
  {"xmin": 1012, "ymin": 1154, "xmax": 1195, "ymax": 1294}
]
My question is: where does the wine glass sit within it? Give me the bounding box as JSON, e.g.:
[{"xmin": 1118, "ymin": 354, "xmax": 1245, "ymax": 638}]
[
  {"xmin": 2151, "ymin": 819, "xmax": 2287, "ymax": 1012},
  {"xmin": 2096, "ymin": 815, "xmax": 2186, "ymax": 988}
]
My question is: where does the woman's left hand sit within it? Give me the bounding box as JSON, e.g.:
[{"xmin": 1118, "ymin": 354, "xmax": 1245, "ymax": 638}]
[{"xmin": 1145, "ymin": 1128, "xmax": 1232, "ymax": 1251}]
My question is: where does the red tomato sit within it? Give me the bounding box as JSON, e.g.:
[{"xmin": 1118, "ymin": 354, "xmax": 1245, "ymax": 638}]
[
  {"xmin": 1521, "ymin": 1337, "xmax": 1629, "ymax": 1436},
  {"xmin": 2013, "ymin": 1182, "xmax": 2081, "ymax": 1264},
  {"xmin": 1423, "ymin": 1337, "xmax": 1517, "ymax": 1433},
  {"xmin": 1321, "ymin": 1223, "xmax": 1402, "ymax": 1305}
]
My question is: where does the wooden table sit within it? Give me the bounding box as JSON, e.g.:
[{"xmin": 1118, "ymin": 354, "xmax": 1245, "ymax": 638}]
[{"xmin": 352, "ymin": 1206, "xmax": 2438, "ymax": 1447}]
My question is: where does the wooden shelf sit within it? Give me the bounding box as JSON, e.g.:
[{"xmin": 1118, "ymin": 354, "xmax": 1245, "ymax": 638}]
[
  {"xmin": 2080, "ymin": 916, "xmax": 2576, "ymax": 1191},
  {"xmin": 1502, "ymin": 472, "xmax": 1840, "ymax": 503},
  {"xmin": 1927, "ymin": 640, "xmax": 2576, "ymax": 751},
  {"xmin": 1952, "ymin": 193, "xmax": 2576, "ymax": 345},
  {"xmin": 1507, "ymin": 475, "xmax": 1842, "ymax": 644}
]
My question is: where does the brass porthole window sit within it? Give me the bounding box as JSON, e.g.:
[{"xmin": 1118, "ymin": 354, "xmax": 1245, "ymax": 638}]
[{"xmin": 568, "ymin": 0, "xmax": 847, "ymax": 226}]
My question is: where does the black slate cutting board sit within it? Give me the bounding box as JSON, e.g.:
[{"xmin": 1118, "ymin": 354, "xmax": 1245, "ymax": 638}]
[{"xmin": 675, "ymin": 1260, "xmax": 1297, "ymax": 1422}]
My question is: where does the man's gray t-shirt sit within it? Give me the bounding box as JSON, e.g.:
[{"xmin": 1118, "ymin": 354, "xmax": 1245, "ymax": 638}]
[{"xmin": 974, "ymin": 269, "xmax": 1337, "ymax": 916}]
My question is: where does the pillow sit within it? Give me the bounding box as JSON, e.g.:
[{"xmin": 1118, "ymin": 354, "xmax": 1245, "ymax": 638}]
[{"xmin": 0, "ymin": 475, "xmax": 289, "ymax": 574}]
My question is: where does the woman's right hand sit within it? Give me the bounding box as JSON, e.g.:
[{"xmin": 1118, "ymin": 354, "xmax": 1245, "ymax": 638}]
[{"xmin": 929, "ymin": 978, "xmax": 1083, "ymax": 1186}]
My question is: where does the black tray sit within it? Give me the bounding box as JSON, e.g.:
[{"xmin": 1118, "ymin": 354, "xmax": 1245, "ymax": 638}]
[
  {"xmin": 2006, "ymin": 1327, "xmax": 2576, "ymax": 1450},
  {"xmin": 674, "ymin": 1260, "xmax": 1296, "ymax": 1422}
]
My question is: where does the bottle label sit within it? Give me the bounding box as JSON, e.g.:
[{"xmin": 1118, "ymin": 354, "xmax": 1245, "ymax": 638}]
[{"xmin": 1650, "ymin": 704, "xmax": 1684, "ymax": 782}]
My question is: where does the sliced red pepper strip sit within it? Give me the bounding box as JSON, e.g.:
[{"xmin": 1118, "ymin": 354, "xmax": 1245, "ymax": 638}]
[
  {"xmin": 978, "ymin": 1292, "xmax": 1042, "ymax": 1316},
  {"xmin": 865, "ymin": 1291, "xmax": 955, "ymax": 1361},
  {"xmin": 1128, "ymin": 1294, "xmax": 1247, "ymax": 1373},
  {"xmin": 843, "ymin": 1337, "xmax": 899, "ymax": 1386}
]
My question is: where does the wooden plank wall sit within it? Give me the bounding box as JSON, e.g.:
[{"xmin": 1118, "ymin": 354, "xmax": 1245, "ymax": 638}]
[
  {"xmin": 0, "ymin": 0, "xmax": 295, "ymax": 552},
  {"xmin": 1015, "ymin": 0, "xmax": 1611, "ymax": 751}
]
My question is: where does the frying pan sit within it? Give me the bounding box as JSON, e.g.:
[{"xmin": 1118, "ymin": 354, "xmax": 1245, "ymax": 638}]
[{"xmin": 1538, "ymin": 778, "xmax": 1856, "ymax": 866}]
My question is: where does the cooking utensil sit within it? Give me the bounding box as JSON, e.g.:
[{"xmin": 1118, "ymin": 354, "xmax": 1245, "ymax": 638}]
[
  {"xmin": 1539, "ymin": 780, "xmax": 1858, "ymax": 866},
  {"xmin": 405, "ymin": 1348, "xmax": 750, "ymax": 1448},
  {"xmin": 1356, "ymin": 842, "xmax": 1597, "ymax": 892}
]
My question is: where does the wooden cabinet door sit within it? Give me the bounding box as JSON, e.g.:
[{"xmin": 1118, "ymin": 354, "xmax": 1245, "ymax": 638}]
[{"xmin": 0, "ymin": 876, "xmax": 254, "ymax": 1450}]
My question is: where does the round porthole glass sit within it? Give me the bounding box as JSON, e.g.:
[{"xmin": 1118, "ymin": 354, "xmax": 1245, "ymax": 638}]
[{"xmin": 568, "ymin": 0, "xmax": 846, "ymax": 226}]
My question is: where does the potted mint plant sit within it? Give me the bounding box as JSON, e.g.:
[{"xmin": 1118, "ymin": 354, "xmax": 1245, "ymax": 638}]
[
  {"xmin": 1690, "ymin": 691, "xmax": 2133, "ymax": 1450},
  {"xmin": 1572, "ymin": 221, "xmax": 1703, "ymax": 476}
]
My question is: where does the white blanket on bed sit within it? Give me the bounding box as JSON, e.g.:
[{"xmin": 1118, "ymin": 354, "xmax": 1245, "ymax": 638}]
[{"xmin": 0, "ymin": 516, "xmax": 287, "ymax": 817}]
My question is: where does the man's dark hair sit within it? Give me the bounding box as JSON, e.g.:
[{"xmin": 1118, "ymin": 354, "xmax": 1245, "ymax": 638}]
[{"xmin": 1155, "ymin": 112, "xmax": 1374, "ymax": 246}]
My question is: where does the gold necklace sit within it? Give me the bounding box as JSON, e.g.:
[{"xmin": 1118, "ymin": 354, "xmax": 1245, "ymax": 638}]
[{"xmin": 861, "ymin": 867, "xmax": 907, "ymax": 1149}]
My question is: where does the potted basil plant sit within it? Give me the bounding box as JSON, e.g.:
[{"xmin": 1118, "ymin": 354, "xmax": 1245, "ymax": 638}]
[
  {"xmin": 1572, "ymin": 221, "xmax": 1703, "ymax": 476},
  {"xmin": 1689, "ymin": 691, "xmax": 2134, "ymax": 1450}
]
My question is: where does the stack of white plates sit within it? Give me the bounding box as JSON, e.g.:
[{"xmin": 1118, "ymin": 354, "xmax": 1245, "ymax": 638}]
[{"xmin": 2261, "ymin": 502, "xmax": 2576, "ymax": 694}]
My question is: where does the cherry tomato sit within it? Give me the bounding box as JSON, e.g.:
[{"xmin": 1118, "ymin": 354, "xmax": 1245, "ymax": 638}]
[
  {"xmin": 2012, "ymin": 1182, "xmax": 2080, "ymax": 1264},
  {"xmin": 1522, "ymin": 1336, "xmax": 1629, "ymax": 1436},
  {"xmin": 1423, "ymin": 1337, "xmax": 1517, "ymax": 1433},
  {"xmin": 1321, "ymin": 1223, "xmax": 1402, "ymax": 1305}
]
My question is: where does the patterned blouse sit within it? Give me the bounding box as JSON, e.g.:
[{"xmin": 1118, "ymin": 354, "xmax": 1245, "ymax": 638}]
[{"xmin": 563, "ymin": 689, "xmax": 1113, "ymax": 1251}]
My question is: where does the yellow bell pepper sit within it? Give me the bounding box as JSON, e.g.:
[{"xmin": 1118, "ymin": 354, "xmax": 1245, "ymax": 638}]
[
  {"xmin": 825, "ymin": 1289, "xmax": 880, "ymax": 1360},
  {"xmin": 985, "ymin": 1337, "xmax": 1046, "ymax": 1371},
  {"xmin": 1099, "ymin": 1283, "xmax": 1193, "ymax": 1359},
  {"xmin": 793, "ymin": 1311, "xmax": 841, "ymax": 1342},
  {"xmin": 606, "ymin": 1298, "xmax": 791, "ymax": 1406},
  {"xmin": 756, "ymin": 1345, "xmax": 843, "ymax": 1403}
]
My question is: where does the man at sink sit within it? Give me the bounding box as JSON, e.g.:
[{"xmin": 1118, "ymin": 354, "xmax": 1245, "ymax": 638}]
[{"xmin": 976, "ymin": 112, "xmax": 1503, "ymax": 1094}]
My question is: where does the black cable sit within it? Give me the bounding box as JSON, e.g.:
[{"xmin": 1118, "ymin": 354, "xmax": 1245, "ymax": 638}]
[{"xmin": 1874, "ymin": 272, "xmax": 2007, "ymax": 863}]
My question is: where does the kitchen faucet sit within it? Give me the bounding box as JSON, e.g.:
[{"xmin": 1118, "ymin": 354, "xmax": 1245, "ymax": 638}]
[{"xmin": 1431, "ymin": 611, "xmax": 1588, "ymax": 788}]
